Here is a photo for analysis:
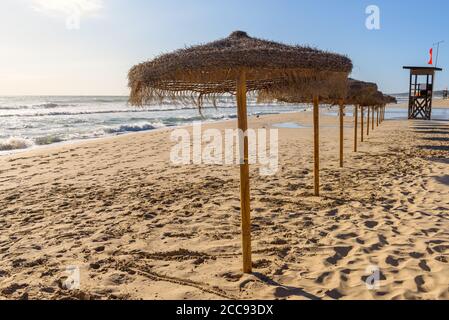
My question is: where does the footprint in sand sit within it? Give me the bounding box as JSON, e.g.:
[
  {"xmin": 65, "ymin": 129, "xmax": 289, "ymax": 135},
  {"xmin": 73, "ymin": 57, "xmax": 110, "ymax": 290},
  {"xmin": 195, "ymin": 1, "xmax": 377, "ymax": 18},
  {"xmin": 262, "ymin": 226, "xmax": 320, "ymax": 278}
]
[
  {"xmin": 386, "ymin": 255, "xmax": 401, "ymax": 267},
  {"xmin": 365, "ymin": 221, "xmax": 378, "ymax": 229},
  {"xmin": 326, "ymin": 246, "xmax": 352, "ymax": 265},
  {"xmin": 418, "ymin": 260, "xmax": 431, "ymax": 272},
  {"xmin": 219, "ymin": 272, "xmax": 242, "ymax": 283},
  {"xmin": 409, "ymin": 252, "xmax": 425, "ymax": 259},
  {"xmin": 336, "ymin": 233, "xmax": 358, "ymax": 240},
  {"xmin": 325, "ymin": 288, "xmax": 344, "ymax": 300},
  {"xmin": 414, "ymin": 275, "xmax": 436, "ymax": 293},
  {"xmin": 435, "ymin": 256, "xmax": 448, "ymax": 263},
  {"xmin": 365, "ymin": 234, "xmax": 389, "ymax": 253}
]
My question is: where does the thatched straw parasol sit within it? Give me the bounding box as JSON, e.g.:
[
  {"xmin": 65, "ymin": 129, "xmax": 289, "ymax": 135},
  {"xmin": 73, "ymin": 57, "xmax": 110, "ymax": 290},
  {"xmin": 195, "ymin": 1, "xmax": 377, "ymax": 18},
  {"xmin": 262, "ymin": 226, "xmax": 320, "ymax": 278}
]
[
  {"xmin": 265, "ymin": 78, "xmax": 376, "ymax": 105},
  {"xmin": 346, "ymin": 79, "xmax": 378, "ymax": 106},
  {"xmin": 383, "ymin": 95, "xmax": 397, "ymax": 104},
  {"xmin": 128, "ymin": 31, "xmax": 352, "ymax": 273},
  {"xmin": 261, "ymin": 77, "xmax": 384, "ymax": 172},
  {"xmin": 258, "ymin": 79, "xmax": 354, "ymax": 194},
  {"xmin": 345, "ymin": 79, "xmax": 379, "ymax": 151},
  {"xmin": 375, "ymin": 94, "xmax": 396, "ymax": 123},
  {"xmin": 129, "ymin": 31, "xmax": 352, "ymax": 107},
  {"xmin": 357, "ymin": 90, "xmax": 382, "ymax": 142}
]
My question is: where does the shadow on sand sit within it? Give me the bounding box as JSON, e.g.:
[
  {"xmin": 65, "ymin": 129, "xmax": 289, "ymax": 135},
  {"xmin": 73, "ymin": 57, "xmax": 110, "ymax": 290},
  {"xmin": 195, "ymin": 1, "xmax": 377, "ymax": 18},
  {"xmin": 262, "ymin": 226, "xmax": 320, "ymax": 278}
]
[
  {"xmin": 414, "ymin": 130, "xmax": 449, "ymax": 135},
  {"xmin": 251, "ymin": 272, "xmax": 322, "ymax": 300},
  {"xmin": 412, "ymin": 126, "xmax": 449, "ymax": 130},
  {"xmin": 421, "ymin": 137, "xmax": 449, "ymax": 142},
  {"xmin": 416, "ymin": 145, "xmax": 449, "ymax": 152},
  {"xmin": 435, "ymin": 175, "xmax": 449, "ymax": 186}
]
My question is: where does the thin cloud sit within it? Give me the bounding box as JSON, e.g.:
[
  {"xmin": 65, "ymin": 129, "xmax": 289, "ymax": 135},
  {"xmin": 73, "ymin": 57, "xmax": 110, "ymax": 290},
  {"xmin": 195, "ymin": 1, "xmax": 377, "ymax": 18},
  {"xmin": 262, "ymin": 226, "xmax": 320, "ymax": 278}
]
[{"xmin": 31, "ymin": 0, "xmax": 103, "ymax": 29}]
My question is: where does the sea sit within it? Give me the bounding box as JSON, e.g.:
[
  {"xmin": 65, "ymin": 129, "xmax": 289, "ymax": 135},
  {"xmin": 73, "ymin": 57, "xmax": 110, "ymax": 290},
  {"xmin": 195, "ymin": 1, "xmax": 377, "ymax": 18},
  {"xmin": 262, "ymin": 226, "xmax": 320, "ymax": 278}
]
[
  {"xmin": 0, "ymin": 96, "xmax": 307, "ymax": 154},
  {"xmin": 0, "ymin": 94, "xmax": 447, "ymax": 155}
]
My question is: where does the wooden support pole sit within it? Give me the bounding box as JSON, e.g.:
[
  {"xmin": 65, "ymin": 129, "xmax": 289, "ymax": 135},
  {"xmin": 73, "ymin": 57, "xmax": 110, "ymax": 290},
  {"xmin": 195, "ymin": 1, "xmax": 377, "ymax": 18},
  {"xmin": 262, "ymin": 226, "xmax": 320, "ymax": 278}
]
[
  {"xmin": 367, "ymin": 106, "xmax": 370, "ymax": 136},
  {"xmin": 236, "ymin": 70, "xmax": 252, "ymax": 274},
  {"xmin": 376, "ymin": 106, "xmax": 379, "ymax": 127},
  {"xmin": 361, "ymin": 106, "xmax": 364, "ymax": 142},
  {"xmin": 339, "ymin": 100, "xmax": 344, "ymax": 168},
  {"xmin": 372, "ymin": 106, "xmax": 375, "ymax": 131},
  {"xmin": 313, "ymin": 96, "xmax": 320, "ymax": 196},
  {"xmin": 354, "ymin": 105, "xmax": 358, "ymax": 152}
]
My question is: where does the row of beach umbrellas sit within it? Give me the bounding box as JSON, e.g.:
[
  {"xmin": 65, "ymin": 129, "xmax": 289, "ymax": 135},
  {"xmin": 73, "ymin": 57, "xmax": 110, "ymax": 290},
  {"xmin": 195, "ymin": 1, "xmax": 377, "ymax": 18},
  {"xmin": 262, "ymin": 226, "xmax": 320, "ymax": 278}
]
[{"xmin": 128, "ymin": 31, "xmax": 397, "ymax": 274}]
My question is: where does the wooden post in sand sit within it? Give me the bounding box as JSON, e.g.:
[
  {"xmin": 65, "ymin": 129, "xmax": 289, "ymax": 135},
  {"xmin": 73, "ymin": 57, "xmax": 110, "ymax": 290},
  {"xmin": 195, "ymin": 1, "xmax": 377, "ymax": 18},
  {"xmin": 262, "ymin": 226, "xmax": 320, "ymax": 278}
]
[
  {"xmin": 380, "ymin": 106, "xmax": 383, "ymax": 123},
  {"xmin": 376, "ymin": 106, "xmax": 379, "ymax": 127},
  {"xmin": 339, "ymin": 100, "xmax": 344, "ymax": 167},
  {"xmin": 354, "ymin": 105, "xmax": 358, "ymax": 152},
  {"xmin": 313, "ymin": 96, "xmax": 320, "ymax": 196},
  {"xmin": 372, "ymin": 106, "xmax": 375, "ymax": 131},
  {"xmin": 236, "ymin": 70, "xmax": 252, "ymax": 274},
  {"xmin": 361, "ymin": 106, "xmax": 364, "ymax": 142},
  {"xmin": 367, "ymin": 106, "xmax": 370, "ymax": 136}
]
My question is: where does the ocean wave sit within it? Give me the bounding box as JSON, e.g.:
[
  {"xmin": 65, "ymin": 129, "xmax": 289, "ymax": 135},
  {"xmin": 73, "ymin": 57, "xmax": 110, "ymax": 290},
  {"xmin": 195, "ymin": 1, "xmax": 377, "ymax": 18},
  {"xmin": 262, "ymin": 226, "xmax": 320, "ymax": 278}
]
[
  {"xmin": 103, "ymin": 122, "xmax": 165, "ymax": 134},
  {"xmin": 0, "ymin": 107, "xmax": 220, "ymax": 117},
  {"xmin": 0, "ymin": 106, "xmax": 24, "ymax": 110},
  {"xmin": 0, "ymin": 109, "xmax": 145, "ymax": 117},
  {"xmin": 34, "ymin": 135, "xmax": 65, "ymax": 146},
  {"xmin": 0, "ymin": 102, "xmax": 276, "ymax": 116},
  {"xmin": 0, "ymin": 137, "xmax": 34, "ymax": 151},
  {"xmin": 36, "ymin": 103, "xmax": 60, "ymax": 109},
  {"xmin": 0, "ymin": 103, "xmax": 69, "ymax": 110}
]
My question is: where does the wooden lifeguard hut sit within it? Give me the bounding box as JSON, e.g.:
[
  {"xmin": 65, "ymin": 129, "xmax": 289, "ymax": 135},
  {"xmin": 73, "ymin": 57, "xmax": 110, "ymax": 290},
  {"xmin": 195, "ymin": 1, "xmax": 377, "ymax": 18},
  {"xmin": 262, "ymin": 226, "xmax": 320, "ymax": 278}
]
[{"xmin": 403, "ymin": 66, "xmax": 442, "ymax": 120}]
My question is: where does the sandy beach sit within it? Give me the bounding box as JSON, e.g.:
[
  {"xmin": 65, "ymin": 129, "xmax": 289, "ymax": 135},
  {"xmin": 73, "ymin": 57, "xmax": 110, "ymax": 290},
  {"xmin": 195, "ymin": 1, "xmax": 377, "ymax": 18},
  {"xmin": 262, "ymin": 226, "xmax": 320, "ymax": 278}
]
[
  {"xmin": 431, "ymin": 98, "xmax": 449, "ymax": 108},
  {"xmin": 0, "ymin": 104, "xmax": 448, "ymax": 300}
]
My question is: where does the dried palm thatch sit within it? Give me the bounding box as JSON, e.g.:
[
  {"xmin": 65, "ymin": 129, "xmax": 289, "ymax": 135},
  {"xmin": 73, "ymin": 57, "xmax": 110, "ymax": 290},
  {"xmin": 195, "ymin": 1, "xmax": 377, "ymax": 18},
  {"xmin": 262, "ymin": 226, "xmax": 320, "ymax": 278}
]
[
  {"xmin": 256, "ymin": 72, "xmax": 349, "ymax": 104},
  {"xmin": 383, "ymin": 94, "xmax": 397, "ymax": 104},
  {"xmin": 259, "ymin": 78, "xmax": 379, "ymax": 106},
  {"xmin": 346, "ymin": 79, "xmax": 378, "ymax": 106},
  {"xmin": 362, "ymin": 91, "xmax": 387, "ymax": 106},
  {"xmin": 128, "ymin": 31, "xmax": 353, "ymax": 107}
]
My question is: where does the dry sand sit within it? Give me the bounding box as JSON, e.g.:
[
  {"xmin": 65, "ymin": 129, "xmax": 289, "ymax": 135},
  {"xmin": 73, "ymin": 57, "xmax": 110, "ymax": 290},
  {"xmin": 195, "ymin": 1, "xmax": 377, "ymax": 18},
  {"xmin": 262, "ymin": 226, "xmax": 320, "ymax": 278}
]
[
  {"xmin": 433, "ymin": 98, "xmax": 449, "ymax": 108},
  {"xmin": 0, "ymin": 106, "xmax": 448, "ymax": 300}
]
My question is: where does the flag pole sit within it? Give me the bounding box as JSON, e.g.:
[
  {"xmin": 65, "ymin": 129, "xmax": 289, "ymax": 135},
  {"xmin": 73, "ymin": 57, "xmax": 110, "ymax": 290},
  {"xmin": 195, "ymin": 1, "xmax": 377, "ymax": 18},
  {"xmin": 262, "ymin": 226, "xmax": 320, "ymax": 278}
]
[{"xmin": 433, "ymin": 40, "xmax": 444, "ymax": 68}]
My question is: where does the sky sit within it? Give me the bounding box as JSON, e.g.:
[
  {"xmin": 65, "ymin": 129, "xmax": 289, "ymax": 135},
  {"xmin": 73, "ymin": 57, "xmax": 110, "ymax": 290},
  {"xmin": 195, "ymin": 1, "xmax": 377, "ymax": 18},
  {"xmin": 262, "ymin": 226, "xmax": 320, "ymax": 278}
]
[{"xmin": 0, "ymin": 0, "xmax": 448, "ymax": 96}]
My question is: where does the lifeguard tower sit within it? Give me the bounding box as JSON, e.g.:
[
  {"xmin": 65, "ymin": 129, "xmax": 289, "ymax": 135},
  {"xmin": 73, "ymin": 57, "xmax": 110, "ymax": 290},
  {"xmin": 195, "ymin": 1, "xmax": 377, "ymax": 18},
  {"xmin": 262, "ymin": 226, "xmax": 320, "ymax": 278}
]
[{"xmin": 403, "ymin": 66, "xmax": 442, "ymax": 120}]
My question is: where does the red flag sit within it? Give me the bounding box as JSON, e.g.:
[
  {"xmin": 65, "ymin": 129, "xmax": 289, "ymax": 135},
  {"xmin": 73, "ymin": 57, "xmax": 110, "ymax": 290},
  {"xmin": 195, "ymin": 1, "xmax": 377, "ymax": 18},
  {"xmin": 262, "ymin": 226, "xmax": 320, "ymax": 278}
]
[{"xmin": 428, "ymin": 48, "xmax": 433, "ymax": 65}]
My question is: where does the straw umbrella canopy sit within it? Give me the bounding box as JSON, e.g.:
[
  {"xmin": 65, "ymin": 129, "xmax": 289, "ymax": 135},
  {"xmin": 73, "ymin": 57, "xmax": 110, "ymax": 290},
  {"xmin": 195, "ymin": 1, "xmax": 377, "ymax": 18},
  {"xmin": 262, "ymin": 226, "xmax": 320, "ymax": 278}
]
[
  {"xmin": 260, "ymin": 78, "xmax": 378, "ymax": 168},
  {"xmin": 346, "ymin": 79, "xmax": 378, "ymax": 106},
  {"xmin": 262, "ymin": 78, "xmax": 376, "ymax": 105},
  {"xmin": 360, "ymin": 90, "xmax": 384, "ymax": 107},
  {"xmin": 342, "ymin": 79, "xmax": 378, "ymax": 164},
  {"xmin": 377, "ymin": 94, "xmax": 397, "ymax": 123},
  {"xmin": 129, "ymin": 31, "xmax": 352, "ymax": 106},
  {"xmin": 383, "ymin": 94, "xmax": 397, "ymax": 104},
  {"xmin": 347, "ymin": 82, "xmax": 380, "ymax": 143},
  {"xmin": 257, "ymin": 73, "xmax": 353, "ymax": 194},
  {"xmin": 128, "ymin": 31, "xmax": 352, "ymax": 273}
]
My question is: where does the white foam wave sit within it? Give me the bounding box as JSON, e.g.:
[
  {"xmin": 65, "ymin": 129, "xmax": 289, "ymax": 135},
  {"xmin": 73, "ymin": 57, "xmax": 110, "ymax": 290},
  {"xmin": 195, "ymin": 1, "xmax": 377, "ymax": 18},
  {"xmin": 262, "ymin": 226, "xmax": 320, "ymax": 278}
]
[
  {"xmin": 103, "ymin": 122, "xmax": 165, "ymax": 134},
  {"xmin": 0, "ymin": 137, "xmax": 34, "ymax": 151}
]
